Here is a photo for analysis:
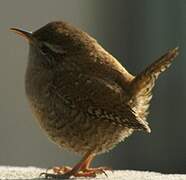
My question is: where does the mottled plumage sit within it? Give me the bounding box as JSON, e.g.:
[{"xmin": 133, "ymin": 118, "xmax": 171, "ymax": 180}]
[{"xmin": 11, "ymin": 21, "xmax": 178, "ymax": 178}]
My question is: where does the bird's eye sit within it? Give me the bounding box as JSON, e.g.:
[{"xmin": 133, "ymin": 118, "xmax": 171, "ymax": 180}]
[{"xmin": 40, "ymin": 44, "xmax": 51, "ymax": 55}]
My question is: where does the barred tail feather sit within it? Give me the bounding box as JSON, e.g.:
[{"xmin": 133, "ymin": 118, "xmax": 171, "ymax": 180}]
[{"xmin": 129, "ymin": 47, "xmax": 179, "ymax": 123}]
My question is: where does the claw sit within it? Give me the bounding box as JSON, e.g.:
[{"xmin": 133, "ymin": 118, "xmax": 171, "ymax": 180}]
[{"xmin": 83, "ymin": 167, "xmax": 110, "ymax": 177}]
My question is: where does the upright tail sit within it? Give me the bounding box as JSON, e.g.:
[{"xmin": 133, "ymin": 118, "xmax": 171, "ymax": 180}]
[{"xmin": 128, "ymin": 47, "xmax": 179, "ymax": 125}]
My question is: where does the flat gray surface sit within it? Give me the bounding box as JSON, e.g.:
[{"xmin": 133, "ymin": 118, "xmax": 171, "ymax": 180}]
[{"xmin": 0, "ymin": 166, "xmax": 185, "ymax": 180}]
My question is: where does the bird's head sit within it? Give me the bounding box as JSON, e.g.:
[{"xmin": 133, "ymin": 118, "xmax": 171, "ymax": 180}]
[{"xmin": 10, "ymin": 21, "xmax": 93, "ymax": 63}]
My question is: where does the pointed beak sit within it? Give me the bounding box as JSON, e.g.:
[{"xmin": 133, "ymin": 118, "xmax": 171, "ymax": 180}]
[{"xmin": 10, "ymin": 28, "xmax": 33, "ymax": 42}]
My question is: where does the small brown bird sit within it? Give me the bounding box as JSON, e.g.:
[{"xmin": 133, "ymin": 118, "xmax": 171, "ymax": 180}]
[{"xmin": 11, "ymin": 21, "xmax": 178, "ymax": 178}]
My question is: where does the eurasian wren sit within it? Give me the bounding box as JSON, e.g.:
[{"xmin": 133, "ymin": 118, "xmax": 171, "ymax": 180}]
[{"xmin": 10, "ymin": 21, "xmax": 179, "ymax": 178}]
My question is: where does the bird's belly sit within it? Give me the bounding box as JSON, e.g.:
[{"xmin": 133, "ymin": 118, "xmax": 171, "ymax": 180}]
[{"xmin": 28, "ymin": 96, "xmax": 133, "ymax": 155}]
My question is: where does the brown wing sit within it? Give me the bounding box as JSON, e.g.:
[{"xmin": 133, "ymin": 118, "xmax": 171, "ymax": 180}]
[{"xmin": 53, "ymin": 72, "xmax": 150, "ymax": 132}]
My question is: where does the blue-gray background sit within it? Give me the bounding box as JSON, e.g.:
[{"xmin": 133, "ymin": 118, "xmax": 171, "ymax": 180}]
[{"xmin": 0, "ymin": 0, "xmax": 185, "ymax": 174}]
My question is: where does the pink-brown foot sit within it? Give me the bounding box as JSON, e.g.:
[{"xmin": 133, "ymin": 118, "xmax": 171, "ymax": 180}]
[
  {"xmin": 40, "ymin": 166, "xmax": 111, "ymax": 178},
  {"xmin": 40, "ymin": 153, "xmax": 112, "ymax": 178}
]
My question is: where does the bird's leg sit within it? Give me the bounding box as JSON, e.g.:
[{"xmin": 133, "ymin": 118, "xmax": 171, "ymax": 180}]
[
  {"xmin": 58, "ymin": 152, "xmax": 99, "ymax": 178},
  {"xmin": 76, "ymin": 153, "xmax": 111, "ymax": 177},
  {"xmin": 44, "ymin": 153, "xmax": 93, "ymax": 175},
  {"xmin": 41, "ymin": 152, "xmax": 111, "ymax": 178}
]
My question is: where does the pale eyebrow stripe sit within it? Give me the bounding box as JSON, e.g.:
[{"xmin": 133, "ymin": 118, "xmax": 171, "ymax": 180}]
[{"xmin": 44, "ymin": 42, "xmax": 65, "ymax": 54}]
